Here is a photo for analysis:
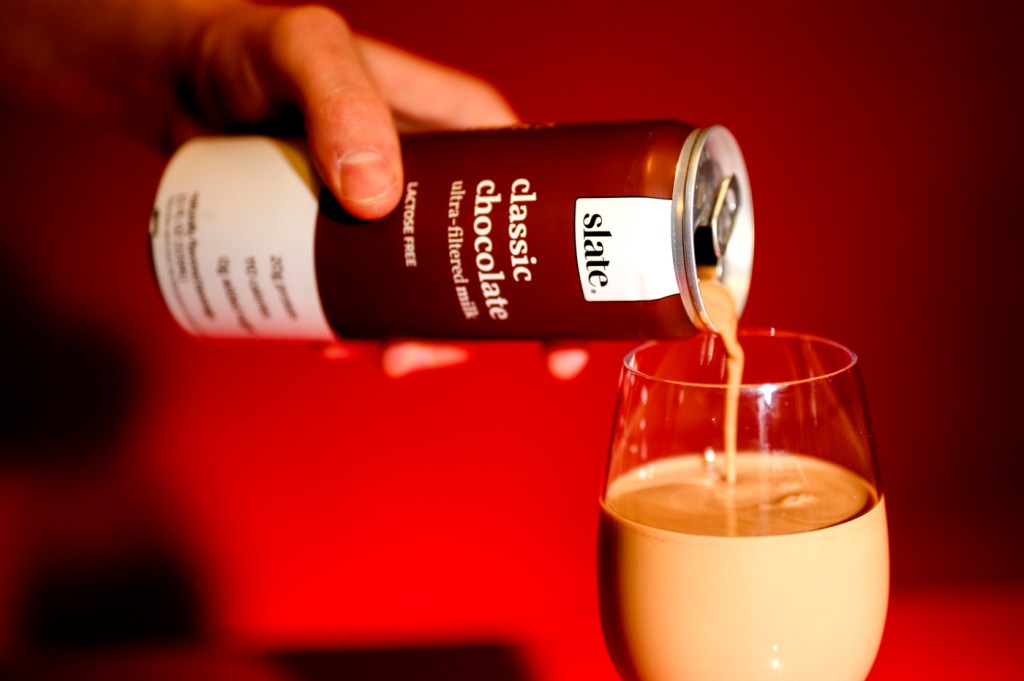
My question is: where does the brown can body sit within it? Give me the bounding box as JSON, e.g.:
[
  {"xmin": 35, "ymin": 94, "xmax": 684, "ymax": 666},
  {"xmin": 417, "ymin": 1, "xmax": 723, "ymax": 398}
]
[{"xmin": 149, "ymin": 121, "xmax": 753, "ymax": 342}]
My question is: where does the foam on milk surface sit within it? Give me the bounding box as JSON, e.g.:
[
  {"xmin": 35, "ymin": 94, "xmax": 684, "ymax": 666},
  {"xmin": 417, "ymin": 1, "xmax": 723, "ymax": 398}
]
[{"xmin": 605, "ymin": 453, "xmax": 876, "ymax": 537}]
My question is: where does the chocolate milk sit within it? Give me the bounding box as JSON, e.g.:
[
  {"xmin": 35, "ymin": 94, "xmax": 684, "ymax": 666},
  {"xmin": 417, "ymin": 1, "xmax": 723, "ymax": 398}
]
[
  {"xmin": 599, "ymin": 454, "xmax": 888, "ymax": 681},
  {"xmin": 149, "ymin": 121, "xmax": 754, "ymax": 341}
]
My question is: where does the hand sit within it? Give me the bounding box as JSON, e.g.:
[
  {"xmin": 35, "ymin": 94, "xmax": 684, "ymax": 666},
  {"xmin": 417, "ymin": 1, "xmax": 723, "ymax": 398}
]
[
  {"xmin": 174, "ymin": 3, "xmax": 519, "ymax": 219},
  {"xmin": 186, "ymin": 3, "xmax": 585, "ymax": 378},
  {"xmin": 0, "ymin": 0, "xmax": 589, "ymax": 379},
  {"xmin": 0, "ymin": 0, "xmax": 517, "ymax": 218}
]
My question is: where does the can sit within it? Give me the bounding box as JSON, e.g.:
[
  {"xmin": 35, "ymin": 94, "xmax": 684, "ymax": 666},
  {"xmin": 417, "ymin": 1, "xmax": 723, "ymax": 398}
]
[{"xmin": 148, "ymin": 120, "xmax": 753, "ymax": 341}]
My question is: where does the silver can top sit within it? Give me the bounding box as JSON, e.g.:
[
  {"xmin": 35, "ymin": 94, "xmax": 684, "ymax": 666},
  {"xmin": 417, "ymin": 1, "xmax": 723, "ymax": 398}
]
[{"xmin": 672, "ymin": 126, "xmax": 754, "ymax": 332}]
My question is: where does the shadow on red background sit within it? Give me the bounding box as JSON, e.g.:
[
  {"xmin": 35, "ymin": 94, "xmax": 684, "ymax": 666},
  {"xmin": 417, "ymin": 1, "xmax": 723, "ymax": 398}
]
[{"xmin": 0, "ymin": 0, "xmax": 1022, "ymax": 679}]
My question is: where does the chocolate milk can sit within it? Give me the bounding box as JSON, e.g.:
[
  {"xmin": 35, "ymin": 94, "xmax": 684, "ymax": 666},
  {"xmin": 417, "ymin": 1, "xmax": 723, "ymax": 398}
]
[{"xmin": 149, "ymin": 121, "xmax": 753, "ymax": 341}]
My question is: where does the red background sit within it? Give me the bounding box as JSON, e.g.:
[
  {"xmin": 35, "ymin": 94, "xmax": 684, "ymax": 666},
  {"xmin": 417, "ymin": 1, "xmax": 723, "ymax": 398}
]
[{"xmin": 1, "ymin": 0, "xmax": 1022, "ymax": 678}]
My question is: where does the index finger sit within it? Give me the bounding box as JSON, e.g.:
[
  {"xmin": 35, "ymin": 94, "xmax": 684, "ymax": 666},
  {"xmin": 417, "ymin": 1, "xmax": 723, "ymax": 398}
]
[{"xmin": 262, "ymin": 6, "xmax": 403, "ymax": 219}]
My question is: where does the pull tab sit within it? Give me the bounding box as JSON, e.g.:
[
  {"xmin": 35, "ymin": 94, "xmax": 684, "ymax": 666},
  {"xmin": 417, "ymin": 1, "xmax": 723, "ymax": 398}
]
[
  {"xmin": 693, "ymin": 174, "xmax": 739, "ymax": 271},
  {"xmin": 710, "ymin": 174, "xmax": 739, "ymax": 260}
]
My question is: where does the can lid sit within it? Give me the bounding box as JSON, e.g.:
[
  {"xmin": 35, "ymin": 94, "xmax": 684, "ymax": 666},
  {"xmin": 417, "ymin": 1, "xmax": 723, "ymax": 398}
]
[{"xmin": 672, "ymin": 126, "xmax": 754, "ymax": 332}]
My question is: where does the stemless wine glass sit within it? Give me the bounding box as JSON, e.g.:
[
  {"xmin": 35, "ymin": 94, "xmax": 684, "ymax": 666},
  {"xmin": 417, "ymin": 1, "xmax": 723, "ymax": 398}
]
[{"xmin": 598, "ymin": 330, "xmax": 889, "ymax": 681}]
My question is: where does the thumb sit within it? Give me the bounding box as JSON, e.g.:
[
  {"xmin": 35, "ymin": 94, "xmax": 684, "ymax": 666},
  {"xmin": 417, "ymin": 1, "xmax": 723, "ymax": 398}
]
[{"xmin": 265, "ymin": 6, "xmax": 403, "ymax": 219}]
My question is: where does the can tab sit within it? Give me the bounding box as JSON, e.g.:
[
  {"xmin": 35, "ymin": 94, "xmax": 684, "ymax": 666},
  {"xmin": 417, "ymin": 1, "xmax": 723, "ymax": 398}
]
[{"xmin": 693, "ymin": 174, "xmax": 740, "ymax": 270}]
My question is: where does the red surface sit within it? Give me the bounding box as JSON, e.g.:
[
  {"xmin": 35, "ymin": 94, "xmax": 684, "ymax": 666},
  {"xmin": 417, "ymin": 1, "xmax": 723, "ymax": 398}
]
[
  {"xmin": 0, "ymin": 0, "xmax": 1022, "ymax": 678},
  {"xmin": 4, "ymin": 586, "xmax": 1023, "ymax": 679}
]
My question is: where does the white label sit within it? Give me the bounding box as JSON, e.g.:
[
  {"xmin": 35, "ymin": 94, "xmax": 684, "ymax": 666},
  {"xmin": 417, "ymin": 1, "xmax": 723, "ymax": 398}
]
[
  {"xmin": 574, "ymin": 197, "xmax": 678, "ymax": 301},
  {"xmin": 149, "ymin": 138, "xmax": 335, "ymax": 340}
]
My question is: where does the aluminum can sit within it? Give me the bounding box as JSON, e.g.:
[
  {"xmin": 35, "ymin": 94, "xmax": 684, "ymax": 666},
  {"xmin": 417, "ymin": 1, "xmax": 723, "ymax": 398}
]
[{"xmin": 149, "ymin": 121, "xmax": 753, "ymax": 341}]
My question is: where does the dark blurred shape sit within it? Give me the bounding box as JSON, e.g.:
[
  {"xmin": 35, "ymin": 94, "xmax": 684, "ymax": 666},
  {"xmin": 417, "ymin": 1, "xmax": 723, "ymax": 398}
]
[
  {"xmin": 1, "ymin": 643, "xmax": 534, "ymax": 681},
  {"xmin": 1, "ymin": 649, "xmax": 290, "ymax": 681},
  {"xmin": 272, "ymin": 644, "xmax": 533, "ymax": 681},
  {"xmin": 18, "ymin": 544, "xmax": 201, "ymax": 650},
  {"xmin": 0, "ymin": 255, "xmax": 136, "ymax": 467}
]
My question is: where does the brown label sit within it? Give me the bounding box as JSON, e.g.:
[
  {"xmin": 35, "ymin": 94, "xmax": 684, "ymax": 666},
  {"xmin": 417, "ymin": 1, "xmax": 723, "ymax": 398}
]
[{"xmin": 314, "ymin": 121, "xmax": 697, "ymax": 340}]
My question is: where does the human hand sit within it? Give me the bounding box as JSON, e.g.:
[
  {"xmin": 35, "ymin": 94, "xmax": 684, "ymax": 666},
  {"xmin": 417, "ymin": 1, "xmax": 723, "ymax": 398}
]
[
  {"xmin": 196, "ymin": 4, "xmax": 585, "ymax": 378},
  {"xmin": 222, "ymin": 5, "xmax": 586, "ymax": 378},
  {"xmin": 0, "ymin": 0, "xmax": 589, "ymax": 378},
  {"xmin": 175, "ymin": 2, "xmax": 519, "ymax": 219},
  {"xmin": 0, "ymin": 0, "xmax": 517, "ymax": 218}
]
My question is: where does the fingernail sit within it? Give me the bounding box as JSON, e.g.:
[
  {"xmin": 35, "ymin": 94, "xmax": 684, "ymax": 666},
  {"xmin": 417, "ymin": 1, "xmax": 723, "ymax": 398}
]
[{"xmin": 339, "ymin": 149, "xmax": 397, "ymax": 205}]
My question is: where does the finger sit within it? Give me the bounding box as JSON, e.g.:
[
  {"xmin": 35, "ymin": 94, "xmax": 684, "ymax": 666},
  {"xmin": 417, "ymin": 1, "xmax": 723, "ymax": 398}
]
[
  {"xmin": 262, "ymin": 6, "xmax": 402, "ymax": 219},
  {"xmin": 546, "ymin": 345, "xmax": 590, "ymax": 381},
  {"xmin": 355, "ymin": 36, "xmax": 519, "ymax": 131},
  {"xmin": 382, "ymin": 341, "xmax": 470, "ymax": 379},
  {"xmin": 319, "ymin": 341, "xmax": 355, "ymax": 361}
]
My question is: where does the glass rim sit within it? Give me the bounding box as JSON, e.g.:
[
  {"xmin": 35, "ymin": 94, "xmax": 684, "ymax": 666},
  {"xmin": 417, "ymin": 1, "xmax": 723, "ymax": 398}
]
[{"xmin": 623, "ymin": 328, "xmax": 859, "ymax": 389}]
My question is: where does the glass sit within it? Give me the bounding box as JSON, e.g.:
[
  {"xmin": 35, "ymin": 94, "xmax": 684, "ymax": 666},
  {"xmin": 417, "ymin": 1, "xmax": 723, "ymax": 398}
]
[{"xmin": 598, "ymin": 330, "xmax": 889, "ymax": 681}]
